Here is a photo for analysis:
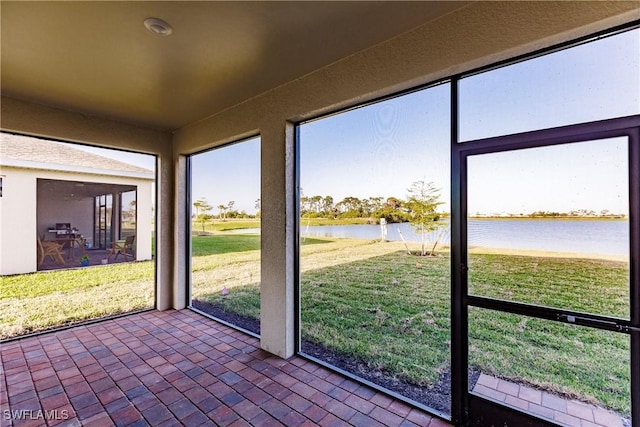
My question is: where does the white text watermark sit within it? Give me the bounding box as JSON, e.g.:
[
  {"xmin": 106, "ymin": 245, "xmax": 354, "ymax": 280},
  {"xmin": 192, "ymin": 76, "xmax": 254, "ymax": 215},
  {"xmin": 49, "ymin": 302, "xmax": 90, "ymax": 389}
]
[{"xmin": 3, "ymin": 409, "xmax": 70, "ymax": 421}]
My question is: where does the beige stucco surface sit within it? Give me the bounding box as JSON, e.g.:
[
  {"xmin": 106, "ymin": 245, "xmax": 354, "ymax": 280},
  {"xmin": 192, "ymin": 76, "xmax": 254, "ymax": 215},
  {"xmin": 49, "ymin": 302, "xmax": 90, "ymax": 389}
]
[
  {"xmin": 0, "ymin": 168, "xmax": 38, "ymax": 275},
  {"xmin": 1, "ymin": 1, "xmax": 638, "ymax": 357}
]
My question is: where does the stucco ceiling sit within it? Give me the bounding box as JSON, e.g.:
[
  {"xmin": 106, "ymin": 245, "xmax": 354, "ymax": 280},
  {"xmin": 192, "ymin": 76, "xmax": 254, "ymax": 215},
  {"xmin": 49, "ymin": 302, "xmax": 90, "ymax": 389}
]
[
  {"xmin": 0, "ymin": 1, "xmax": 469, "ymax": 131},
  {"xmin": 39, "ymin": 179, "xmax": 136, "ymax": 202}
]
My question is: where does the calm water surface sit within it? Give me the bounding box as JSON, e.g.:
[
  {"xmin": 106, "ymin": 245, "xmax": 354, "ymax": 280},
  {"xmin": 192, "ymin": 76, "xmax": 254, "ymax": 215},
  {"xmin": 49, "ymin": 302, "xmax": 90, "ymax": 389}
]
[{"xmin": 238, "ymin": 219, "xmax": 628, "ymax": 256}]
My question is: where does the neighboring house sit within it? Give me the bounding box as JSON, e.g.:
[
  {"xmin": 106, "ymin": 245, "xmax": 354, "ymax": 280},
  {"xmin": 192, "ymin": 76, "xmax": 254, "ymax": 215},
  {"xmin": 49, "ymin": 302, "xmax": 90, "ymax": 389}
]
[{"xmin": 0, "ymin": 133, "xmax": 154, "ymax": 275}]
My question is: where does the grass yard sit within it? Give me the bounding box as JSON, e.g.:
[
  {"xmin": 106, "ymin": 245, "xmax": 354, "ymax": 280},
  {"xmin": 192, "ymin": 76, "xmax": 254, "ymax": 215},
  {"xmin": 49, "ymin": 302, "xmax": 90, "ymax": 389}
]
[
  {"xmin": 191, "ymin": 219, "xmax": 260, "ymax": 234},
  {"xmin": 465, "ymin": 253, "xmax": 630, "ymax": 415},
  {"xmin": 191, "ymin": 217, "xmax": 373, "ymax": 235},
  {"xmin": 300, "ymin": 245, "xmax": 451, "ymax": 387},
  {"xmin": 0, "ymin": 261, "xmax": 154, "ymax": 339},
  {"xmin": 191, "ymin": 234, "xmax": 261, "ymax": 320}
]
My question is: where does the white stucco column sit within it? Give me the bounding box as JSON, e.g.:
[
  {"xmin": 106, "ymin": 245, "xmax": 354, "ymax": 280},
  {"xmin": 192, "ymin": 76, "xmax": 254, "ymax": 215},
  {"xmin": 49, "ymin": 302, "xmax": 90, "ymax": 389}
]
[{"xmin": 260, "ymin": 122, "xmax": 296, "ymax": 358}]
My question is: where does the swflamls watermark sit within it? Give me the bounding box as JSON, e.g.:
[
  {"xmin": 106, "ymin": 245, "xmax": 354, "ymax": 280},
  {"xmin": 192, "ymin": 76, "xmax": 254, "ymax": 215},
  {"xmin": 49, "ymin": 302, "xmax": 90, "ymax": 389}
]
[{"xmin": 3, "ymin": 409, "xmax": 70, "ymax": 421}]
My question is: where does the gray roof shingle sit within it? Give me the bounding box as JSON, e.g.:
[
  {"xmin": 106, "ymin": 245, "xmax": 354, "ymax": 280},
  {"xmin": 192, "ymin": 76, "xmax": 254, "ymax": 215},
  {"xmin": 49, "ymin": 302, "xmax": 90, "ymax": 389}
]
[{"xmin": 0, "ymin": 133, "xmax": 153, "ymax": 175}]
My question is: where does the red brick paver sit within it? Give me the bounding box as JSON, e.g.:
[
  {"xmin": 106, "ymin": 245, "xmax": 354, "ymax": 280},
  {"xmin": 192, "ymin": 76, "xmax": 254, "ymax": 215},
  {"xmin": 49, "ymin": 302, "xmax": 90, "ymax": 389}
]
[
  {"xmin": 472, "ymin": 373, "xmax": 625, "ymax": 427},
  {"xmin": 1, "ymin": 310, "xmax": 450, "ymax": 426}
]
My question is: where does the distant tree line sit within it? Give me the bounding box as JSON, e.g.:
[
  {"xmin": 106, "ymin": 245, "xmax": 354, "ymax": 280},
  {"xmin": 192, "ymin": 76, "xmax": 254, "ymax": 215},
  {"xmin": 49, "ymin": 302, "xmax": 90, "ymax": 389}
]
[
  {"xmin": 195, "ymin": 181, "xmax": 446, "ymax": 255},
  {"xmin": 301, "ymin": 181, "xmax": 446, "ymax": 225},
  {"xmin": 301, "ymin": 194, "xmax": 409, "ymax": 223},
  {"xmin": 302, "ymin": 181, "xmax": 446, "ymax": 256},
  {"xmin": 528, "ymin": 209, "xmax": 625, "ymax": 218},
  {"xmin": 474, "ymin": 209, "xmax": 626, "ymax": 219}
]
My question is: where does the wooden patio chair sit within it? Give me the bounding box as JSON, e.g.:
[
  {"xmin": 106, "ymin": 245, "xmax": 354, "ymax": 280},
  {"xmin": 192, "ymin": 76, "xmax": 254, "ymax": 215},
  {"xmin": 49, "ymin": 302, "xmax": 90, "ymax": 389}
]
[
  {"xmin": 108, "ymin": 235, "xmax": 135, "ymax": 261},
  {"xmin": 37, "ymin": 236, "xmax": 66, "ymax": 267}
]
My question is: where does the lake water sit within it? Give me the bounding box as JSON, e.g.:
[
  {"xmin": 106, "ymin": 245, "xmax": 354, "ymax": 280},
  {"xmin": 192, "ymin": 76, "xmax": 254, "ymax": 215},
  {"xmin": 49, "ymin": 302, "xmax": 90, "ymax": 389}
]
[{"xmin": 239, "ymin": 219, "xmax": 629, "ymax": 256}]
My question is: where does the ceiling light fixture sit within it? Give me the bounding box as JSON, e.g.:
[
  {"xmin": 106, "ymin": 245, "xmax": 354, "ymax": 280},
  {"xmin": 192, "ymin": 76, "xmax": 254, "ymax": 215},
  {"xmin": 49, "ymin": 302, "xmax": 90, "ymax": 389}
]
[{"xmin": 144, "ymin": 18, "xmax": 173, "ymax": 36}]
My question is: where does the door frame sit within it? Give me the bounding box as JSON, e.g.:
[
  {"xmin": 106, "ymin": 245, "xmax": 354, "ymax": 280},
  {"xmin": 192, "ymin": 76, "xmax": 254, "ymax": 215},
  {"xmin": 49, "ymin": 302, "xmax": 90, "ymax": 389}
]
[
  {"xmin": 450, "ymin": 113, "xmax": 640, "ymax": 426},
  {"xmin": 93, "ymin": 193, "xmax": 113, "ymax": 250}
]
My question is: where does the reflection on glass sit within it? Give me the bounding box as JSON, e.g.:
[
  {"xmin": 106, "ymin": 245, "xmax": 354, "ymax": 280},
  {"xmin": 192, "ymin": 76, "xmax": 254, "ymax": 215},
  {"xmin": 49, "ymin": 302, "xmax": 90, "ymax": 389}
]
[
  {"xmin": 299, "ymin": 84, "xmax": 452, "ymax": 415},
  {"xmin": 459, "ymin": 29, "xmax": 640, "ymax": 141},
  {"xmin": 469, "ymin": 307, "xmax": 630, "ymax": 424},
  {"xmin": 467, "ymin": 138, "xmax": 630, "ymax": 319},
  {"xmin": 190, "ymin": 137, "xmax": 261, "ymax": 335},
  {"xmin": 94, "ymin": 194, "xmax": 113, "ymax": 249}
]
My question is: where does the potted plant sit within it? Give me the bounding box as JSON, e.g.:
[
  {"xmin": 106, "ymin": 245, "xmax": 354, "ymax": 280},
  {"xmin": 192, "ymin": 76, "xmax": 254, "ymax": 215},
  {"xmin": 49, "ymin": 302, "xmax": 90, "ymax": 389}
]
[{"xmin": 79, "ymin": 254, "xmax": 91, "ymax": 266}]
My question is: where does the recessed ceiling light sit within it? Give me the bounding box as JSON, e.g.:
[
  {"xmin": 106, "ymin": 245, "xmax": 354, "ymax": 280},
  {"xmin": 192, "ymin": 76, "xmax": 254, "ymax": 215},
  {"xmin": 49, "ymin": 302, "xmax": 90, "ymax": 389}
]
[{"xmin": 144, "ymin": 18, "xmax": 173, "ymax": 36}]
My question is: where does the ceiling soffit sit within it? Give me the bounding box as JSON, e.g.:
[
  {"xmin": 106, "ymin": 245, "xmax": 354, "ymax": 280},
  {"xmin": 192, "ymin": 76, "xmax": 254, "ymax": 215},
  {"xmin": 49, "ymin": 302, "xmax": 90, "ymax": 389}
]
[{"xmin": 0, "ymin": 2, "xmax": 467, "ymax": 131}]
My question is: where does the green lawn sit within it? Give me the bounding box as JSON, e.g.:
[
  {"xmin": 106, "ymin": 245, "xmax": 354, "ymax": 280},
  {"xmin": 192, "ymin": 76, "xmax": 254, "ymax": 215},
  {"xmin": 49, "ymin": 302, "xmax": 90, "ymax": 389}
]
[
  {"xmin": 1, "ymin": 232, "xmax": 631, "ymax": 416},
  {"xmin": 191, "ymin": 219, "xmax": 260, "ymax": 234}
]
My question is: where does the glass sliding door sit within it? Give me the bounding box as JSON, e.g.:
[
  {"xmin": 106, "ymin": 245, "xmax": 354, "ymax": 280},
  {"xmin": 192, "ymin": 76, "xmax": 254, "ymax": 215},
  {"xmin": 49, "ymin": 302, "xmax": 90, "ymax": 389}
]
[
  {"xmin": 94, "ymin": 193, "xmax": 112, "ymax": 249},
  {"xmin": 453, "ymin": 27, "xmax": 639, "ymax": 426}
]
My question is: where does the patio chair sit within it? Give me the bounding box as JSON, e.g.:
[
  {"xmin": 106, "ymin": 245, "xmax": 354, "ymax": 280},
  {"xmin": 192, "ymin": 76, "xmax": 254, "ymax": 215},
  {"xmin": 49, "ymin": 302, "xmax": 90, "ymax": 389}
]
[
  {"xmin": 37, "ymin": 236, "xmax": 66, "ymax": 267},
  {"xmin": 108, "ymin": 235, "xmax": 135, "ymax": 261}
]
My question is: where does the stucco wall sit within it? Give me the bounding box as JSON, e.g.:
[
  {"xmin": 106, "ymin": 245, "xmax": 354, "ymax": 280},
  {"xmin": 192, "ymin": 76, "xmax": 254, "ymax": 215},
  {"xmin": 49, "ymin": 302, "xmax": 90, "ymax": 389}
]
[
  {"xmin": 135, "ymin": 180, "xmax": 153, "ymax": 261},
  {"xmin": 0, "ymin": 167, "xmax": 37, "ymax": 275}
]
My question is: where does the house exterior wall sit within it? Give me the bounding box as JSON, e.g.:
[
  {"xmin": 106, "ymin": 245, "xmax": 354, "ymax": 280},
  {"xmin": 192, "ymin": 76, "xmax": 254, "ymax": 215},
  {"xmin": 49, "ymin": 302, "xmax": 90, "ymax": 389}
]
[
  {"xmin": 0, "ymin": 165, "xmax": 153, "ymax": 275},
  {"xmin": 135, "ymin": 180, "xmax": 153, "ymax": 261},
  {"xmin": 0, "ymin": 167, "xmax": 38, "ymax": 276}
]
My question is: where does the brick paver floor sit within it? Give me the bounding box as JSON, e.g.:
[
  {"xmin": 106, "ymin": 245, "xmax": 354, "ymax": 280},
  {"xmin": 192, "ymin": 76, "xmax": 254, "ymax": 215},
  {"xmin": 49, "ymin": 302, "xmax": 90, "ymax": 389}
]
[
  {"xmin": 0, "ymin": 310, "xmax": 451, "ymax": 426},
  {"xmin": 472, "ymin": 373, "xmax": 626, "ymax": 427}
]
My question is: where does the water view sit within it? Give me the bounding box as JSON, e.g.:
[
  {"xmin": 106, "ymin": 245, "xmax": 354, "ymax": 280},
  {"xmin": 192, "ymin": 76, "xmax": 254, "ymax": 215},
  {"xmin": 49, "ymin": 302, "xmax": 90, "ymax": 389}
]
[{"xmin": 240, "ymin": 218, "xmax": 628, "ymax": 257}]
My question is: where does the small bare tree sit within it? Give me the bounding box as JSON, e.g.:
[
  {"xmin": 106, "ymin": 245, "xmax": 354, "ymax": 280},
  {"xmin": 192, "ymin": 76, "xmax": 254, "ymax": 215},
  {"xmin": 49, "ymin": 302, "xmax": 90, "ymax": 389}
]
[{"xmin": 406, "ymin": 180, "xmax": 444, "ymax": 256}]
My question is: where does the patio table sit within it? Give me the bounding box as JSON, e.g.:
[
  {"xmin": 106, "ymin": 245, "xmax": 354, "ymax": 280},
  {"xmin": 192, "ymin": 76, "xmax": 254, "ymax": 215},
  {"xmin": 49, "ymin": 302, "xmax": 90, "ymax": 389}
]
[{"xmin": 56, "ymin": 236, "xmax": 86, "ymax": 260}]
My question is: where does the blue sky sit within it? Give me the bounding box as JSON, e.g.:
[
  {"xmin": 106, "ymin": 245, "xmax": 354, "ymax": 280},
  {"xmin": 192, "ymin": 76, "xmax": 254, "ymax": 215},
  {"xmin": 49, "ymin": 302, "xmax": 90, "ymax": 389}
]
[
  {"xmin": 191, "ymin": 138, "xmax": 261, "ymax": 214},
  {"xmin": 467, "ymin": 137, "xmax": 629, "ymax": 216},
  {"xmin": 80, "ymin": 28, "xmax": 639, "ymax": 216},
  {"xmin": 299, "ymin": 83, "xmax": 451, "ymax": 209}
]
